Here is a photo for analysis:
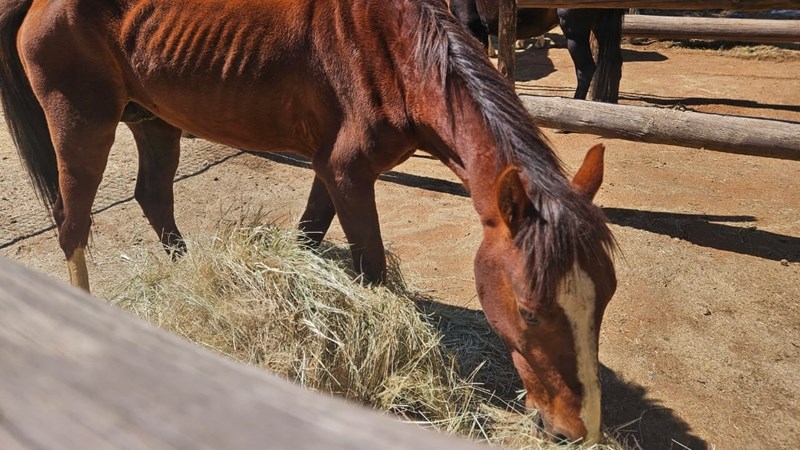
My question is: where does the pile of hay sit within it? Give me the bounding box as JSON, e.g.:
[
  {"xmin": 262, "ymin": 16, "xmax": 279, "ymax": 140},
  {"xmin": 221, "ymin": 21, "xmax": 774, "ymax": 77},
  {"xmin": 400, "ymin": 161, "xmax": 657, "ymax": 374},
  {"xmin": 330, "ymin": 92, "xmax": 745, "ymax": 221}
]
[{"xmin": 110, "ymin": 213, "xmax": 627, "ymax": 449}]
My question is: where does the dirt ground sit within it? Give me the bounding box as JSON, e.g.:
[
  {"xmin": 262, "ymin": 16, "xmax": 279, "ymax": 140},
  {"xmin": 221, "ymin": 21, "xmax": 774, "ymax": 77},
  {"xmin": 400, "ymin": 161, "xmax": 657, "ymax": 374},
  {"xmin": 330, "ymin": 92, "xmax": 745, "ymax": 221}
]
[{"xmin": 2, "ymin": 38, "xmax": 798, "ymax": 450}]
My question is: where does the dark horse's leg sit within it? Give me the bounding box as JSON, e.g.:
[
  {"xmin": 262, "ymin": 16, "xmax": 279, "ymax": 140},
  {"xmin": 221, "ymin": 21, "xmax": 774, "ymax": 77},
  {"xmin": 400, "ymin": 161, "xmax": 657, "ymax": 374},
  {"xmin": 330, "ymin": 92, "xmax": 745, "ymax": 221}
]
[
  {"xmin": 298, "ymin": 175, "xmax": 336, "ymax": 248},
  {"xmin": 312, "ymin": 134, "xmax": 385, "ymax": 283},
  {"xmin": 126, "ymin": 116, "xmax": 186, "ymax": 257},
  {"xmin": 558, "ymin": 9, "xmax": 596, "ymax": 101}
]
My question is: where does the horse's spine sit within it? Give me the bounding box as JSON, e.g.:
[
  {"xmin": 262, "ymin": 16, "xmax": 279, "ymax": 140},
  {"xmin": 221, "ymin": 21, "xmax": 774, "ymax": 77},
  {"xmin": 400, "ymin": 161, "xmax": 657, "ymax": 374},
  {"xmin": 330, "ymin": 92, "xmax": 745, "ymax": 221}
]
[
  {"xmin": 0, "ymin": 0, "xmax": 59, "ymax": 211},
  {"xmin": 592, "ymin": 9, "xmax": 624, "ymax": 103}
]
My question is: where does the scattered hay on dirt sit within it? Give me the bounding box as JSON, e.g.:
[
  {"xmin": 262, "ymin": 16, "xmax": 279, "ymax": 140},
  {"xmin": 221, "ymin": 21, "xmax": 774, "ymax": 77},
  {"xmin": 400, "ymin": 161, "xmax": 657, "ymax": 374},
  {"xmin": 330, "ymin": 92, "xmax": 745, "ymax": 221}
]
[{"xmin": 109, "ymin": 212, "xmax": 628, "ymax": 449}]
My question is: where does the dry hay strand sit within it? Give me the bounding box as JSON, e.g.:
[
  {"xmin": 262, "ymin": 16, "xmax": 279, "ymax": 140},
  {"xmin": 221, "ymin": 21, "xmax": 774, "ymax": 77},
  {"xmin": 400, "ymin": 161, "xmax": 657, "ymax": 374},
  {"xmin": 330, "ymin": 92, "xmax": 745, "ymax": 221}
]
[{"xmin": 110, "ymin": 212, "xmax": 629, "ymax": 449}]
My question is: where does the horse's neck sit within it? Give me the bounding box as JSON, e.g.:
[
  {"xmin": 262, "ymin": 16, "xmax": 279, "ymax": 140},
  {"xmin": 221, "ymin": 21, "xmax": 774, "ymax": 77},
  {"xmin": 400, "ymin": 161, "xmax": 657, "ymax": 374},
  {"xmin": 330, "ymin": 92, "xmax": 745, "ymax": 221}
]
[{"xmin": 414, "ymin": 86, "xmax": 508, "ymax": 217}]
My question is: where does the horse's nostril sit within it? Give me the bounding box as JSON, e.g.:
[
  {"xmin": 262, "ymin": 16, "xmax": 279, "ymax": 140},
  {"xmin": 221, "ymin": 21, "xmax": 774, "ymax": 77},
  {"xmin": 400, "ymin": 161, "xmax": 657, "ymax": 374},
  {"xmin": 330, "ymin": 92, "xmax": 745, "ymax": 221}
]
[{"xmin": 534, "ymin": 415, "xmax": 545, "ymax": 430}]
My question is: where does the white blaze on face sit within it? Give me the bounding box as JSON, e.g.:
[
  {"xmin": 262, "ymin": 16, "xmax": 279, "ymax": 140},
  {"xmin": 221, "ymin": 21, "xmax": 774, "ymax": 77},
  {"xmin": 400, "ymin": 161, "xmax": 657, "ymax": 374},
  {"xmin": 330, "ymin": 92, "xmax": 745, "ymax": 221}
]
[{"xmin": 556, "ymin": 263, "xmax": 602, "ymax": 444}]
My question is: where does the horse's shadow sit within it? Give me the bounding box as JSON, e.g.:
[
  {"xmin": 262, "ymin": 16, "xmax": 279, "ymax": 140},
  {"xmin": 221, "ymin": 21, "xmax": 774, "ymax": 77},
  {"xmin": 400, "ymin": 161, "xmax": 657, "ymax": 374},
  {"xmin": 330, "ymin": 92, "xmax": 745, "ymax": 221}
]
[
  {"xmin": 513, "ymin": 44, "xmax": 557, "ymax": 83},
  {"xmin": 413, "ymin": 298, "xmax": 709, "ymax": 450},
  {"xmin": 311, "ymin": 242, "xmax": 708, "ymax": 449}
]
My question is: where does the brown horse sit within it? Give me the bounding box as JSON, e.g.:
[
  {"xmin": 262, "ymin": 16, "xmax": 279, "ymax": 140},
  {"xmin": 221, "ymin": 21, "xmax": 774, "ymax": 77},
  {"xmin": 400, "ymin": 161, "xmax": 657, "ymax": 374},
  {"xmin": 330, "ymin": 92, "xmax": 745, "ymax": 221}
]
[{"xmin": 0, "ymin": 0, "xmax": 616, "ymax": 443}]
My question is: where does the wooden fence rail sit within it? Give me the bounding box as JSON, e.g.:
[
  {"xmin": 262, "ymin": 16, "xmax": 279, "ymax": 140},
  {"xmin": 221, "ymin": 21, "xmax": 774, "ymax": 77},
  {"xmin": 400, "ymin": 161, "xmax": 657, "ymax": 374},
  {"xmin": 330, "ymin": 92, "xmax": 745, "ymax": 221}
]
[
  {"xmin": 623, "ymin": 15, "xmax": 800, "ymax": 43},
  {"xmin": 0, "ymin": 257, "xmax": 484, "ymax": 450},
  {"xmin": 520, "ymin": 95, "xmax": 800, "ymax": 160},
  {"xmin": 500, "ymin": 0, "xmax": 800, "ymax": 84}
]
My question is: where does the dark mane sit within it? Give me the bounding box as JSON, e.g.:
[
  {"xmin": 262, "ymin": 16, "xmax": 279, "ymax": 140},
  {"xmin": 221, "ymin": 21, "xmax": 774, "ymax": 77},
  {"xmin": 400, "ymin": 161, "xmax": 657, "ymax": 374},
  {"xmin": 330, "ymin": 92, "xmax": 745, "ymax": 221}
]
[{"xmin": 415, "ymin": 0, "xmax": 615, "ymax": 302}]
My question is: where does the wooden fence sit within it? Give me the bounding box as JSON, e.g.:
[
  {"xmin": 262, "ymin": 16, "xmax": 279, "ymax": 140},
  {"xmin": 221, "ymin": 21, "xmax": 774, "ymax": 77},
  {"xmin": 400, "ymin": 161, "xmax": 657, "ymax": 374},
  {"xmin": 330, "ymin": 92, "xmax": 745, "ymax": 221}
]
[
  {"xmin": 623, "ymin": 15, "xmax": 800, "ymax": 43},
  {"xmin": 495, "ymin": 0, "xmax": 799, "ymax": 160},
  {"xmin": 498, "ymin": 0, "xmax": 800, "ymax": 79},
  {"xmin": 0, "ymin": 257, "xmax": 484, "ymax": 450},
  {"xmin": 520, "ymin": 95, "xmax": 800, "ymax": 160}
]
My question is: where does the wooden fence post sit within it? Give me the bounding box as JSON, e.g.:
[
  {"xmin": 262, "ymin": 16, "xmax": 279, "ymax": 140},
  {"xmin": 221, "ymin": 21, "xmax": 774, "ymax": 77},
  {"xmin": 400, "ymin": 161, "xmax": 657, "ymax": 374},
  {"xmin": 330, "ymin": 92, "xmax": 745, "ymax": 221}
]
[{"xmin": 497, "ymin": 0, "xmax": 518, "ymax": 82}]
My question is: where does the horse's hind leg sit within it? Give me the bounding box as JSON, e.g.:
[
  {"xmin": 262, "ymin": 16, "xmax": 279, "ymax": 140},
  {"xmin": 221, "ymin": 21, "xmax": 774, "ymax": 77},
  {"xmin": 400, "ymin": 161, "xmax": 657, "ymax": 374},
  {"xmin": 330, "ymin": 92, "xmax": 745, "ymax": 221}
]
[
  {"xmin": 126, "ymin": 117, "xmax": 186, "ymax": 257},
  {"xmin": 18, "ymin": 15, "xmax": 127, "ymax": 292},
  {"xmin": 45, "ymin": 102, "xmax": 121, "ymax": 292},
  {"xmin": 299, "ymin": 175, "xmax": 336, "ymax": 249}
]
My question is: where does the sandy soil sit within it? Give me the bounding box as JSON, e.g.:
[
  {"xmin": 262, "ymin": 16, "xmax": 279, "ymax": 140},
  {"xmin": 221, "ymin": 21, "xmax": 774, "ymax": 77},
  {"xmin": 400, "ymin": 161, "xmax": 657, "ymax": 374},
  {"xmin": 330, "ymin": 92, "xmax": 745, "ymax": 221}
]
[{"xmin": 1, "ymin": 39, "xmax": 798, "ymax": 450}]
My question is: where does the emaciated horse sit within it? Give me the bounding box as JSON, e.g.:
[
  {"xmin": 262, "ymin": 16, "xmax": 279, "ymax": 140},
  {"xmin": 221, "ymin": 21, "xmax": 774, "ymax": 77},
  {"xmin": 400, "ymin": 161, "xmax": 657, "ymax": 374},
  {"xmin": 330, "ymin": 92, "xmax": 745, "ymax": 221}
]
[
  {"xmin": 449, "ymin": 0, "xmax": 624, "ymax": 103},
  {"xmin": 0, "ymin": 0, "xmax": 616, "ymax": 443}
]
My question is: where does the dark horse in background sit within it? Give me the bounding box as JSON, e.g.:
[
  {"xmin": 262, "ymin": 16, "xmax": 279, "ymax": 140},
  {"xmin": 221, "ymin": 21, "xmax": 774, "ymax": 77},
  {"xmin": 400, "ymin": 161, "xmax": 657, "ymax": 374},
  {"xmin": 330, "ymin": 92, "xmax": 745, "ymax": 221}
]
[
  {"xmin": 0, "ymin": 0, "xmax": 616, "ymax": 444},
  {"xmin": 449, "ymin": 0, "xmax": 624, "ymax": 103}
]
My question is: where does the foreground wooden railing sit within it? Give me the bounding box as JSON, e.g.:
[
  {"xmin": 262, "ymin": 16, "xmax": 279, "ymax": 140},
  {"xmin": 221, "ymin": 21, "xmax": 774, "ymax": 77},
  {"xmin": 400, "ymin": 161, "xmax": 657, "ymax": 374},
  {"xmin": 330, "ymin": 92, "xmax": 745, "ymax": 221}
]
[{"xmin": 0, "ymin": 257, "xmax": 484, "ymax": 450}]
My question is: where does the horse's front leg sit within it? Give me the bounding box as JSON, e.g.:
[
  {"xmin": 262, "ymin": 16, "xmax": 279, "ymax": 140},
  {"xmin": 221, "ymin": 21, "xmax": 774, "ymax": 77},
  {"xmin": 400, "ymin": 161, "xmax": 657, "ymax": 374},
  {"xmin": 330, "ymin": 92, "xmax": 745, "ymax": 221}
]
[
  {"xmin": 314, "ymin": 151, "xmax": 385, "ymax": 284},
  {"xmin": 298, "ymin": 175, "xmax": 336, "ymax": 249}
]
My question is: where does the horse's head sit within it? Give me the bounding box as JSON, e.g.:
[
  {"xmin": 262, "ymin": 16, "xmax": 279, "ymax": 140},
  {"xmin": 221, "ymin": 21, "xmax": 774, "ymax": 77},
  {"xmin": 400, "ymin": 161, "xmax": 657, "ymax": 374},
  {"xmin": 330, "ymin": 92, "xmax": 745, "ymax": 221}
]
[{"xmin": 474, "ymin": 144, "xmax": 616, "ymax": 444}]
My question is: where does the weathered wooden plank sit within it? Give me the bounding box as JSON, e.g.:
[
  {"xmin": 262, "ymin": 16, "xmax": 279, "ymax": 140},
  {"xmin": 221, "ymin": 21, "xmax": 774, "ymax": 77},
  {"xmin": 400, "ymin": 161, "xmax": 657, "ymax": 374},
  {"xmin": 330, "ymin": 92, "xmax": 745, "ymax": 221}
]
[
  {"xmin": 0, "ymin": 257, "xmax": 486, "ymax": 450},
  {"xmin": 624, "ymin": 15, "xmax": 800, "ymax": 43},
  {"xmin": 520, "ymin": 95, "xmax": 800, "ymax": 160},
  {"xmin": 517, "ymin": 0, "xmax": 800, "ymax": 9},
  {"xmin": 498, "ymin": 0, "xmax": 519, "ymax": 81}
]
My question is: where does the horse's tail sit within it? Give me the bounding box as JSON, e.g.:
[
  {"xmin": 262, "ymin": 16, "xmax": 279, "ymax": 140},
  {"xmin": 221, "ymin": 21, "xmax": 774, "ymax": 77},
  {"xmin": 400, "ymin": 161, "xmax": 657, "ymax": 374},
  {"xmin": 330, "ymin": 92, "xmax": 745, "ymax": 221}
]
[
  {"xmin": 0, "ymin": 0, "xmax": 59, "ymax": 211},
  {"xmin": 592, "ymin": 9, "xmax": 624, "ymax": 103}
]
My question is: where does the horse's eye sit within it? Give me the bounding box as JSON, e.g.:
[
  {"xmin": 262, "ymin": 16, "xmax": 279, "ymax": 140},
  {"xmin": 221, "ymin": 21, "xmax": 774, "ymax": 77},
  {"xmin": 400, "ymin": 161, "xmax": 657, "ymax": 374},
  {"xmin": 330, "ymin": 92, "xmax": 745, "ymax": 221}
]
[{"xmin": 519, "ymin": 308, "xmax": 540, "ymax": 325}]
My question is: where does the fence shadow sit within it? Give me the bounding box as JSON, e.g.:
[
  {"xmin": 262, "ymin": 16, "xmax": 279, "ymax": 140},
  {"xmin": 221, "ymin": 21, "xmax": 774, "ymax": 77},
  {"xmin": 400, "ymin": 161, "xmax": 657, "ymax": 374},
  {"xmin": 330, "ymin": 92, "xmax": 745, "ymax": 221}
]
[
  {"xmin": 604, "ymin": 208, "xmax": 799, "ymax": 262},
  {"xmin": 250, "ymin": 152, "xmax": 799, "ymax": 263},
  {"xmin": 619, "ymin": 93, "xmax": 800, "ymax": 115},
  {"xmin": 250, "ymin": 151, "xmax": 472, "ymax": 197}
]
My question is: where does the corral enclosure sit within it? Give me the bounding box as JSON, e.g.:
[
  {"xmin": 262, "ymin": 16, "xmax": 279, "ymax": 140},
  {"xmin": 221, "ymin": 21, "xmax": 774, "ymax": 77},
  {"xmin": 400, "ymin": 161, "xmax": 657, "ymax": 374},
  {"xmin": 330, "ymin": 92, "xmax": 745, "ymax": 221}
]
[{"xmin": 1, "ymin": 12, "xmax": 799, "ymax": 450}]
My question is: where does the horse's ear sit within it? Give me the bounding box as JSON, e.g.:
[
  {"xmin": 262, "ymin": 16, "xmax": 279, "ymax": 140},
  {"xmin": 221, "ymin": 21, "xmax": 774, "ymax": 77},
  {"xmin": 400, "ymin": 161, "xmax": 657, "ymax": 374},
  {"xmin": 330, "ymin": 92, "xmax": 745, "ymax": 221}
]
[
  {"xmin": 496, "ymin": 166, "xmax": 534, "ymax": 236},
  {"xmin": 572, "ymin": 144, "xmax": 605, "ymax": 201}
]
